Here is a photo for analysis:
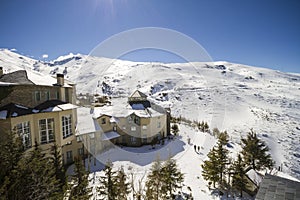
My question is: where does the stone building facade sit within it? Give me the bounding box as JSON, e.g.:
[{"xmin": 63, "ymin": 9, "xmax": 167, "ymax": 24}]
[{"xmin": 0, "ymin": 68, "xmax": 82, "ymax": 165}]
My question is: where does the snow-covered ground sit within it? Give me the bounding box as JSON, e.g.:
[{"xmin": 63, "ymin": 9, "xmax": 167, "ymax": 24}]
[
  {"xmin": 69, "ymin": 123, "xmax": 222, "ymax": 199},
  {"xmin": 1, "ymin": 48, "xmax": 300, "ymax": 198}
]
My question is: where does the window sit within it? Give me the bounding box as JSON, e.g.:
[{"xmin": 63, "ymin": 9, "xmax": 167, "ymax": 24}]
[
  {"xmin": 113, "ymin": 126, "xmax": 117, "ymax": 131},
  {"xmin": 142, "ymin": 125, "xmax": 147, "ymax": 130},
  {"xmin": 65, "ymin": 88, "xmax": 69, "ymax": 102},
  {"xmin": 15, "ymin": 121, "xmax": 31, "ymax": 149},
  {"xmin": 131, "ymin": 137, "xmax": 136, "ymax": 144},
  {"xmin": 55, "ymin": 91, "xmax": 60, "ymax": 99},
  {"xmin": 45, "ymin": 91, "xmax": 50, "ymax": 100},
  {"xmin": 76, "ymin": 136, "xmax": 82, "ymax": 142},
  {"xmin": 62, "ymin": 115, "xmax": 72, "ymax": 139},
  {"xmin": 35, "ymin": 91, "xmax": 41, "ymax": 101},
  {"xmin": 158, "ymin": 122, "xmax": 161, "ymax": 128},
  {"xmin": 78, "ymin": 148, "xmax": 84, "ymax": 156},
  {"xmin": 101, "ymin": 118, "xmax": 106, "ymax": 124},
  {"xmin": 128, "ymin": 116, "xmax": 132, "ymax": 123},
  {"xmin": 39, "ymin": 118, "xmax": 55, "ymax": 144},
  {"xmin": 122, "ymin": 135, "xmax": 126, "ymax": 143},
  {"xmin": 131, "ymin": 126, "xmax": 136, "ymax": 131},
  {"xmin": 134, "ymin": 116, "xmax": 140, "ymax": 125},
  {"xmin": 142, "ymin": 134, "xmax": 147, "ymax": 143},
  {"xmin": 66, "ymin": 150, "xmax": 73, "ymax": 163}
]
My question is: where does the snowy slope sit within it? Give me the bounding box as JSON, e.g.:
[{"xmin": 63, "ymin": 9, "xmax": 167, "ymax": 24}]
[{"xmin": 1, "ymin": 48, "xmax": 300, "ymax": 185}]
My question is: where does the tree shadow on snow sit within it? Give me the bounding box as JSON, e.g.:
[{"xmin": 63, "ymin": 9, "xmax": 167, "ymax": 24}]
[{"xmin": 91, "ymin": 136, "xmax": 186, "ymax": 169}]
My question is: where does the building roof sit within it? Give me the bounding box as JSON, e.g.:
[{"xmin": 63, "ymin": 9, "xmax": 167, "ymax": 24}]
[
  {"xmin": 93, "ymin": 97, "xmax": 165, "ymax": 119},
  {"xmin": 129, "ymin": 101, "xmax": 151, "ymax": 109},
  {"xmin": 0, "ymin": 70, "xmax": 34, "ymax": 85},
  {"xmin": 255, "ymin": 174, "xmax": 300, "ymax": 200},
  {"xmin": 130, "ymin": 90, "xmax": 147, "ymax": 99},
  {"xmin": 34, "ymin": 100, "xmax": 66, "ymax": 110},
  {"xmin": 76, "ymin": 107, "xmax": 102, "ymax": 135},
  {"xmin": 0, "ymin": 103, "xmax": 32, "ymax": 119},
  {"xmin": 101, "ymin": 131, "xmax": 120, "ymax": 141},
  {"xmin": 0, "ymin": 100, "xmax": 77, "ymax": 119},
  {"xmin": 0, "ymin": 69, "xmax": 73, "ymax": 87}
]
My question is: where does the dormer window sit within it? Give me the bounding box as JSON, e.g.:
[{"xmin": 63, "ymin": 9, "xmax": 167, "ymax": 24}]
[{"xmin": 35, "ymin": 91, "xmax": 41, "ymax": 101}]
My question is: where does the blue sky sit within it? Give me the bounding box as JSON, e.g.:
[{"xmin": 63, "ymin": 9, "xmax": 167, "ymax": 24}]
[{"xmin": 1, "ymin": 0, "xmax": 299, "ymax": 73}]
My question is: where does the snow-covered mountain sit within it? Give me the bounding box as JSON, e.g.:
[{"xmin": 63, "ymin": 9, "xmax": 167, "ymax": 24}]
[{"xmin": 1, "ymin": 48, "xmax": 300, "ymax": 181}]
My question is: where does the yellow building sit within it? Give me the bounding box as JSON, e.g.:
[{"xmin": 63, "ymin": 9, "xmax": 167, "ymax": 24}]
[
  {"xmin": 0, "ymin": 68, "xmax": 82, "ymax": 165},
  {"xmin": 92, "ymin": 90, "xmax": 171, "ymax": 147}
]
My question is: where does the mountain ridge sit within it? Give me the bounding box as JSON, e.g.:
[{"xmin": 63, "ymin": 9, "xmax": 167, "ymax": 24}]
[{"xmin": 1, "ymin": 48, "xmax": 299, "ymax": 180}]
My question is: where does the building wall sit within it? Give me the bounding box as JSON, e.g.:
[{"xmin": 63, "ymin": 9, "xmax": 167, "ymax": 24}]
[
  {"xmin": 3, "ymin": 108, "xmax": 82, "ymax": 165},
  {"xmin": 0, "ymin": 85, "xmax": 74, "ymax": 108},
  {"xmin": 97, "ymin": 113, "xmax": 167, "ymax": 147}
]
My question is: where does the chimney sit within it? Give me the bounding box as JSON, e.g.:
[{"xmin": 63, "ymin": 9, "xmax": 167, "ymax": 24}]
[
  {"xmin": 0, "ymin": 67, "xmax": 3, "ymax": 76},
  {"xmin": 56, "ymin": 74, "xmax": 64, "ymax": 86}
]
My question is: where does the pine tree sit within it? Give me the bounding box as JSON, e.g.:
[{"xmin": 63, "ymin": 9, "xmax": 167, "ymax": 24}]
[
  {"xmin": 171, "ymin": 123, "xmax": 179, "ymax": 135},
  {"xmin": 241, "ymin": 129, "xmax": 274, "ymax": 171},
  {"xmin": 145, "ymin": 158, "xmax": 163, "ymax": 200},
  {"xmin": 203, "ymin": 122, "xmax": 210, "ymax": 133},
  {"xmin": 216, "ymin": 131, "xmax": 229, "ymax": 184},
  {"xmin": 0, "ymin": 129, "xmax": 24, "ymax": 199},
  {"xmin": 97, "ymin": 161, "xmax": 118, "ymax": 200},
  {"xmin": 202, "ymin": 147, "xmax": 219, "ymax": 188},
  {"xmin": 198, "ymin": 121, "xmax": 205, "ymax": 132},
  {"xmin": 212, "ymin": 127, "xmax": 220, "ymax": 137},
  {"xmin": 161, "ymin": 158, "xmax": 184, "ymax": 199},
  {"xmin": 71, "ymin": 156, "xmax": 91, "ymax": 200},
  {"xmin": 115, "ymin": 167, "xmax": 130, "ymax": 200},
  {"xmin": 50, "ymin": 144, "xmax": 66, "ymax": 191},
  {"xmin": 11, "ymin": 146, "xmax": 61, "ymax": 200},
  {"xmin": 202, "ymin": 131, "xmax": 229, "ymax": 190},
  {"xmin": 231, "ymin": 154, "xmax": 248, "ymax": 197}
]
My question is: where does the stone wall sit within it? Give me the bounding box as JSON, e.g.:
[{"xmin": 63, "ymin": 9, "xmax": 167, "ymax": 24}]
[{"xmin": 0, "ymin": 85, "xmax": 74, "ymax": 107}]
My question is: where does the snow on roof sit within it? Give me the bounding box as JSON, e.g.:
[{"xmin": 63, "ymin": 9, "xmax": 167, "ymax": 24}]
[
  {"xmin": 131, "ymin": 103, "xmax": 145, "ymax": 110},
  {"xmin": 76, "ymin": 107, "xmax": 102, "ymax": 135},
  {"xmin": 26, "ymin": 70, "xmax": 57, "ymax": 86},
  {"xmin": 109, "ymin": 116, "xmax": 119, "ymax": 123},
  {"xmin": 0, "ymin": 110, "xmax": 7, "ymax": 119},
  {"xmin": 35, "ymin": 100, "xmax": 78, "ymax": 112},
  {"xmin": 101, "ymin": 131, "xmax": 120, "ymax": 141},
  {"xmin": 0, "ymin": 103, "xmax": 32, "ymax": 119},
  {"xmin": 0, "ymin": 81, "xmax": 18, "ymax": 86},
  {"xmin": 93, "ymin": 98, "xmax": 165, "ymax": 119},
  {"xmin": 55, "ymin": 103, "xmax": 78, "ymax": 111},
  {"xmin": 246, "ymin": 169, "xmax": 263, "ymax": 186},
  {"xmin": 0, "ymin": 69, "xmax": 73, "ymax": 87}
]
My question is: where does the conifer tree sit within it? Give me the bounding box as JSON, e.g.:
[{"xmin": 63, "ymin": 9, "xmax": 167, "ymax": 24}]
[
  {"xmin": 216, "ymin": 131, "xmax": 229, "ymax": 184},
  {"xmin": 10, "ymin": 145, "xmax": 61, "ymax": 200},
  {"xmin": 203, "ymin": 122, "xmax": 210, "ymax": 133},
  {"xmin": 171, "ymin": 123, "xmax": 179, "ymax": 135},
  {"xmin": 115, "ymin": 167, "xmax": 130, "ymax": 200},
  {"xmin": 201, "ymin": 147, "xmax": 219, "ymax": 188},
  {"xmin": 71, "ymin": 156, "xmax": 91, "ymax": 200},
  {"xmin": 202, "ymin": 131, "xmax": 229, "ymax": 190},
  {"xmin": 241, "ymin": 129, "xmax": 274, "ymax": 171},
  {"xmin": 97, "ymin": 161, "xmax": 118, "ymax": 200},
  {"xmin": 161, "ymin": 158, "xmax": 184, "ymax": 199},
  {"xmin": 0, "ymin": 129, "xmax": 24, "ymax": 199},
  {"xmin": 50, "ymin": 144, "xmax": 66, "ymax": 191},
  {"xmin": 212, "ymin": 127, "xmax": 220, "ymax": 137},
  {"xmin": 231, "ymin": 154, "xmax": 248, "ymax": 197},
  {"xmin": 145, "ymin": 158, "xmax": 164, "ymax": 200}
]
